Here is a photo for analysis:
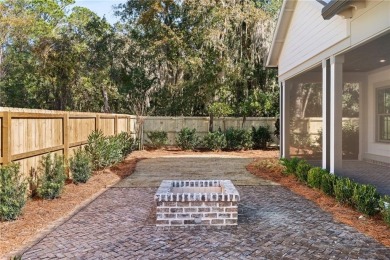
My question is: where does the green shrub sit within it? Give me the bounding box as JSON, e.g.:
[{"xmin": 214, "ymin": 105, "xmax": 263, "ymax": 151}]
[
  {"xmin": 85, "ymin": 130, "xmax": 107, "ymax": 170},
  {"xmin": 202, "ymin": 131, "xmax": 227, "ymax": 151},
  {"xmin": 225, "ymin": 128, "xmax": 253, "ymax": 150},
  {"xmin": 0, "ymin": 163, "xmax": 27, "ymax": 221},
  {"xmin": 334, "ymin": 177, "xmax": 356, "ymax": 205},
  {"xmin": 117, "ymin": 132, "xmax": 134, "ymax": 157},
  {"xmin": 307, "ymin": 167, "xmax": 327, "ymax": 189},
  {"xmin": 352, "ymin": 183, "xmax": 380, "ymax": 216},
  {"xmin": 70, "ymin": 148, "xmax": 92, "ymax": 184},
  {"xmin": 85, "ymin": 130, "xmax": 130, "ymax": 170},
  {"xmin": 37, "ymin": 154, "xmax": 66, "ymax": 200},
  {"xmin": 252, "ymin": 126, "xmax": 272, "ymax": 149},
  {"xmin": 147, "ymin": 131, "xmax": 168, "ymax": 149},
  {"xmin": 295, "ymin": 160, "xmax": 312, "ymax": 183},
  {"xmin": 106, "ymin": 135, "xmax": 125, "ymax": 164},
  {"xmin": 176, "ymin": 128, "xmax": 199, "ymax": 150},
  {"xmin": 280, "ymin": 157, "xmax": 302, "ymax": 176},
  {"xmin": 379, "ymin": 195, "xmax": 390, "ymax": 226},
  {"xmin": 320, "ymin": 172, "xmax": 337, "ymax": 196}
]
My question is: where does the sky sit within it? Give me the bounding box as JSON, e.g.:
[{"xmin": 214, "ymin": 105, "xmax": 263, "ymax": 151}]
[{"xmin": 72, "ymin": 0, "xmax": 127, "ymax": 24}]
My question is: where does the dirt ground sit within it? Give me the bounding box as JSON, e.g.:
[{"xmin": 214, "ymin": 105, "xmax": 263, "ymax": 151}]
[
  {"xmin": 1, "ymin": 148, "xmax": 388, "ymax": 258},
  {"xmin": 247, "ymin": 158, "xmax": 390, "ymax": 247}
]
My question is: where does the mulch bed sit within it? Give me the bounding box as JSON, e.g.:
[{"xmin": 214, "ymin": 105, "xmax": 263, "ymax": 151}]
[
  {"xmin": 246, "ymin": 158, "xmax": 390, "ymax": 247},
  {"xmin": 0, "ymin": 157, "xmax": 140, "ymax": 258}
]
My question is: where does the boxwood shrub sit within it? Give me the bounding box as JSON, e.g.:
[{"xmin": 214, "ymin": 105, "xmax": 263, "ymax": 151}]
[
  {"xmin": 334, "ymin": 177, "xmax": 356, "ymax": 206},
  {"xmin": 307, "ymin": 167, "xmax": 327, "ymax": 189},
  {"xmin": 320, "ymin": 172, "xmax": 337, "ymax": 196},
  {"xmin": 295, "ymin": 160, "xmax": 312, "ymax": 183},
  {"xmin": 280, "ymin": 157, "xmax": 302, "ymax": 176},
  {"xmin": 352, "ymin": 183, "xmax": 380, "ymax": 216},
  {"xmin": 379, "ymin": 195, "xmax": 390, "ymax": 226}
]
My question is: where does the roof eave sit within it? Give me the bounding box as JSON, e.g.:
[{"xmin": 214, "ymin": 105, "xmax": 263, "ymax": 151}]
[{"xmin": 266, "ymin": 0, "xmax": 297, "ymax": 68}]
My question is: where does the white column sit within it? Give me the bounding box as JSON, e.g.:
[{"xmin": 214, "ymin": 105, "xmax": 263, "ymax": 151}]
[
  {"xmin": 330, "ymin": 55, "xmax": 344, "ymax": 173},
  {"xmin": 281, "ymin": 80, "xmax": 291, "ymax": 158},
  {"xmin": 322, "ymin": 60, "xmax": 328, "ymax": 169}
]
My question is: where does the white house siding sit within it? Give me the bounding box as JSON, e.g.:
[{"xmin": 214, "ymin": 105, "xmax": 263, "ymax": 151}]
[
  {"xmin": 350, "ymin": 0, "xmax": 390, "ymax": 46},
  {"xmin": 278, "ymin": 0, "xmax": 348, "ymax": 77},
  {"xmin": 366, "ymin": 66, "xmax": 390, "ymax": 162}
]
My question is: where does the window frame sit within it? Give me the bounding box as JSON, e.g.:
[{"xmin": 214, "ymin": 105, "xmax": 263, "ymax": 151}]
[{"xmin": 376, "ymin": 85, "xmax": 390, "ymax": 143}]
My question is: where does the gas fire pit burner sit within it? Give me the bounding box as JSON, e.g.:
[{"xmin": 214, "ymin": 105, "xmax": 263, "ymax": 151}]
[{"xmin": 154, "ymin": 180, "xmax": 240, "ymax": 226}]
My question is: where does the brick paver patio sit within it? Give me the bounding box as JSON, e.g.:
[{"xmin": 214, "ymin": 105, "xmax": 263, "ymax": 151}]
[{"xmin": 22, "ymin": 157, "xmax": 390, "ymax": 259}]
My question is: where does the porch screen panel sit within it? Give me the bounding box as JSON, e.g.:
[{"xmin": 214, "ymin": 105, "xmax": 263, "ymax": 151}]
[
  {"xmin": 342, "ymin": 83, "xmax": 360, "ymax": 159},
  {"xmin": 289, "ymin": 71, "xmax": 323, "ymax": 161}
]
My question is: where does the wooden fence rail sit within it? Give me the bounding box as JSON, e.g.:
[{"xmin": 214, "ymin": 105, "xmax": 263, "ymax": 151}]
[{"xmin": 0, "ymin": 108, "xmax": 136, "ymax": 179}]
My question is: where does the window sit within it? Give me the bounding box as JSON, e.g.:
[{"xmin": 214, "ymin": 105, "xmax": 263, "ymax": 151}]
[{"xmin": 377, "ymin": 86, "xmax": 390, "ymax": 142}]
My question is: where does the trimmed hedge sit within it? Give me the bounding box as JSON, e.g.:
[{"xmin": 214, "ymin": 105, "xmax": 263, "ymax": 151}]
[
  {"xmin": 352, "ymin": 184, "xmax": 380, "ymax": 216},
  {"xmin": 307, "ymin": 167, "xmax": 327, "ymax": 189},
  {"xmin": 295, "ymin": 160, "xmax": 311, "ymax": 183},
  {"xmin": 279, "ymin": 157, "xmax": 387, "ymax": 225}
]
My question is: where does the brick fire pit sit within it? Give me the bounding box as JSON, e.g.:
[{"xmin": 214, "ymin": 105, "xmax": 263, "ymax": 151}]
[{"xmin": 154, "ymin": 180, "xmax": 240, "ymax": 227}]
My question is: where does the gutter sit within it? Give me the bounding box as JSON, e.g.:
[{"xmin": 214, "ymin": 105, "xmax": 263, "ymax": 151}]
[{"xmin": 322, "ymin": 0, "xmax": 366, "ymax": 20}]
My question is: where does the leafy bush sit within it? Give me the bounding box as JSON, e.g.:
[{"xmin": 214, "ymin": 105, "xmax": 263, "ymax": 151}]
[
  {"xmin": 70, "ymin": 148, "xmax": 92, "ymax": 184},
  {"xmin": 85, "ymin": 130, "xmax": 108, "ymax": 170},
  {"xmin": 352, "ymin": 184, "xmax": 380, "ymax": 216},
  {"xmin": 307, "ymin": 167, "xmax": 327, "ymax": 189},
  {"xmin": 85, "ymin": 130, "xmax": 131, "ymax": 170},
  {"xmin": 225, "ymin": 128, "xmax": 253, "ymax": 150},
  {"xmin": 117, "ymin": 132, "xmax": 134, "ymax": 157},
  {"xmin": 280, "ymin": 157, "xmax": 302, "ymax": 176},
  {"xmin": 295, "ymin": 160, "xmax": 312, "ymax": 183},
  {"xmin": 37, "ymin": 154, "xmax": 66, "ymax": 200},
  {"xmin": 147, "ymin": 131, "xmax": 168, "ymax": 149},
  {"xmin": 176, "ymin": 128, "xmax": 199, "ymax": 150},
  {"xmin": 379, "ymin": 195, "xmax": 390, "ymax": 226},
  {"xmin": 106, "ymin": 135, "xmax": 126, "ymax": 164},
  {"xmin": 0, "ymin": 163, "xmax": 27, "ymax": 221},
  {"xmin": 202, "ymin": 131, "xmax": 227, "ymax": 151},
  {"xmin": 320, "ymin": 172, "xmax": 337, "ymax": 196},
  {"xmin": 252, "ymin": 126, "xmax": 272, "ymax": 149},
  {"xmin": 334, "ymin": 177, "xmax": 356, "ymax": 205}
]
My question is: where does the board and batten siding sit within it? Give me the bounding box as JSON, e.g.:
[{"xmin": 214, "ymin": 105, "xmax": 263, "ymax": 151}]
[{"xmin": 278, "ymin": 0, "xmax": 348, "ymax": 77}]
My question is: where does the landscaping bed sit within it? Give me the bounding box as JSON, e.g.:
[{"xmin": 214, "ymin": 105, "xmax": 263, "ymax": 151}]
[
  {"xmin": 0, "ymin": 157, "xmax": 139, "ymax": 258},
  {"xmin": 247, "ymin": 158, "xmax": 390, "ymax": 247}
]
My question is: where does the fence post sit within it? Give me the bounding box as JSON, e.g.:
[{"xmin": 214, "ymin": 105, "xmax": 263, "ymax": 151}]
[
  {"xmin": 63, "ymin": 113, "xmax": 69, "ymax": 162},
  {"xmin": 2, "ymin": 111, "xmax": 12, "ymax": 165},
  {"xmin": 96, "ymin": 114, "xmax": 100, "ymax": 131},
  {"xmin": 114, "ymin": 115, "xmax": 118, "ymax": 135}
]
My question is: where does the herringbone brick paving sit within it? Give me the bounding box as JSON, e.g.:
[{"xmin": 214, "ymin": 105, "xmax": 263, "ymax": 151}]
[{"xmin": 23, "ymin": 186, "xmax": 390, "ymax": 259}]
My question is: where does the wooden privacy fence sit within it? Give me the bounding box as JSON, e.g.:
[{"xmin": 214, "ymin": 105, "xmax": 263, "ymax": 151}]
[
  {"xmin": 0, "ymin": 107, "xmax": 136, "ymax": 179},
  {"xmin": 142, "ymin": 116, "xmax": 278, "ymax": 145}
]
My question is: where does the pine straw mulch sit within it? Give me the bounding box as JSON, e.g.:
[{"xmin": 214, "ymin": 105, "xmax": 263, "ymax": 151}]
[
  {"xmin": 246, "ymin": 158, "xmax": 390, "ymax": 248},
  {"xmin": 0, "ymin": 149, "xmax": 278, "ymax": 259},
  {"xmin": 0, "ymin": 156, "xmax": 141, "ymax": 259}
]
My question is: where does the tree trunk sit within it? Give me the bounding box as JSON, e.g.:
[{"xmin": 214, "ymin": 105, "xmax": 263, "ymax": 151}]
[{"xmin": 101, "ymin": 86, "xmax": 110, "ymax": 113}]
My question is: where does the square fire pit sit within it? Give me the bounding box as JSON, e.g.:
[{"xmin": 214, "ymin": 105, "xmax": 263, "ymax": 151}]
[{"xmin": 154, "ymin": 180, "xmax": 240, "ymax": 226}]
